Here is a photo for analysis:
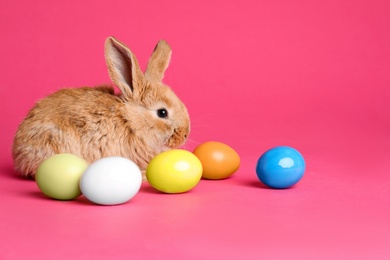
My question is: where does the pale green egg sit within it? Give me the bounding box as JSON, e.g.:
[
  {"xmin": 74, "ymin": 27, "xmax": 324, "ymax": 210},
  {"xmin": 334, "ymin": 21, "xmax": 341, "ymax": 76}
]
[{"xmin": 36, "ymin": 154, "xmax": 88, "ymax": 200}]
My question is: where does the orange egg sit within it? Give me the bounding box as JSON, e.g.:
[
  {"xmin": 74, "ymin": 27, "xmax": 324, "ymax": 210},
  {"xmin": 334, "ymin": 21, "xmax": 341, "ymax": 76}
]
[{"xmin": 193, "ymin": 141, "xmax": 240, "ymax": 179}]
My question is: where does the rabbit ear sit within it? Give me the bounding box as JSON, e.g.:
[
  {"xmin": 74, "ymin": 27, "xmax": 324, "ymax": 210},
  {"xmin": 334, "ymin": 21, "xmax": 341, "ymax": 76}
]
[
  {"xmin": 105, "ymin": 37, "xmax": 144, "ymax": 98},
  {"xmin": 144, "ymin": 40, "xmax": 172, "ymax": 83}
]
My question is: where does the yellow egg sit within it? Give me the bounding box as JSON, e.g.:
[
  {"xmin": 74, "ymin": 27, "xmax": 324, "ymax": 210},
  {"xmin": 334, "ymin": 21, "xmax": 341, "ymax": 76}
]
[
  {"xmin": 36, "ymin": 153, "xmax": 89, "ymax": 200},
  {"xmin": 146, "ymin": 149, "xmax": 203, "ymax": 193},
  {"xmin": 193, "ymin": 141, "xmax": 240, "ymax": 180}
]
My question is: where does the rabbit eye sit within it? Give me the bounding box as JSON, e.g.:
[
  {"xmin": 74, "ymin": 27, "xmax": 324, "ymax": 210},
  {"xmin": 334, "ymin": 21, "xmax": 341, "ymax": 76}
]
[{"xmin": 157, "ymin": 108, "xmax": 168, "ymax": 118}]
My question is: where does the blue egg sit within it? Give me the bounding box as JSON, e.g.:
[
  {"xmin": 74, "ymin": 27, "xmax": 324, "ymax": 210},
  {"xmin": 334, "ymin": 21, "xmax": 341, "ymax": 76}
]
[{"xmin": 256, "ymin": 146, "xmax": 305, "ymax": 189}]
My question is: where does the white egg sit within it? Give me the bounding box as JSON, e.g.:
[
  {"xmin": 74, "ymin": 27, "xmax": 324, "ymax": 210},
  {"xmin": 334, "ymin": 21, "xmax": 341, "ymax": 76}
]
[{"xmin": 80, "ymin": 157, "xmax": 142, "ymax": 205}]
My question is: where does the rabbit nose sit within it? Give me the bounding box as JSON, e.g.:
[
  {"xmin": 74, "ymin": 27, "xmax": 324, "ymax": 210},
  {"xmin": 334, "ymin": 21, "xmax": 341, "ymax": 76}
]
[
  {"xmin": 178, "ymin": 127, "xmax": 188, "ymax": 140},
  {"xmin": 166, "ymin": 127, "xmax": 188, "ymax": 148}
]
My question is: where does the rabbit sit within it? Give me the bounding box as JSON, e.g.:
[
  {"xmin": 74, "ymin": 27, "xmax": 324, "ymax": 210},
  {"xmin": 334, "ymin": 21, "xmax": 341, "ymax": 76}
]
[{"xmin": 12, "ymin": 36, "xmax": 190, "ymax": 179}]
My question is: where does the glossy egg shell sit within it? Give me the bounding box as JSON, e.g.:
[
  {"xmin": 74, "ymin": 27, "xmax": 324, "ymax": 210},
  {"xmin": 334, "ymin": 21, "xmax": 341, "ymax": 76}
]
[
  {"xmin": 193, "ymin": 141, "xmax": 240, "ymax": 180},
  {"xmin": 79, "ymin": 157, "xmax": 142, "ymax": 205},
  {"xmin": 146, "ymin": 149, "xmax": 203, "ymax": 194},
  {"xmin": 256, "ymin": 146, "xmax": 306, "ymax": 189}
]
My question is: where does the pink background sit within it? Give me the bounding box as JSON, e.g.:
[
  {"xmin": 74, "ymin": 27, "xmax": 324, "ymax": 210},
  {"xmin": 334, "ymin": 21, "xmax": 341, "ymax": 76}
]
[{"xmin": 1, "ymin": 0, "xmax": 390, "ymax": 259}]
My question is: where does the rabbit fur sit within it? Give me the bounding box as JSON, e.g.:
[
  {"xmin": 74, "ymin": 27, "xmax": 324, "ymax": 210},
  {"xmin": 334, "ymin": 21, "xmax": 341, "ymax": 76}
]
[{"xmin": 12, "ymin": 37, "xmax": 190, "ymax": 178}]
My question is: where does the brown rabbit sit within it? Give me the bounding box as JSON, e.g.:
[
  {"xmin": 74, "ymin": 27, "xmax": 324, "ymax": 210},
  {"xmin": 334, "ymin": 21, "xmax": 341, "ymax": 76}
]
[{"xmin": 12, "ymin": 37, "xmax": 190, "ymax": 178}]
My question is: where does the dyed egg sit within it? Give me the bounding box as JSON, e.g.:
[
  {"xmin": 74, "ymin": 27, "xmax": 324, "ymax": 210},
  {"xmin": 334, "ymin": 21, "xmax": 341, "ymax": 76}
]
[
  {"xmin": 80, "ymin": 157, "xmax": 142, "ymax": 205},
  {"xmin": 193, "ymin": 141, "xmax": 240, "ymax": 179},
  {"xmin": 36, "ymin": 153, "xmax": 88, "ymax": 200},
  {"xmin": 256, "ymin": 146, "xmax": 305, "ymax": 189},
  {"xmin": 146, "ymin": 149, "xmax": 203, "ymax": 193}
]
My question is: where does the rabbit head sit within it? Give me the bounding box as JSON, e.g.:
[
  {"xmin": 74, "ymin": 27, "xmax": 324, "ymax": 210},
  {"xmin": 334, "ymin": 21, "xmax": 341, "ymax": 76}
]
[{"xmin": 105, "ymin": 37, "xmax": 190, "ymax": 154}]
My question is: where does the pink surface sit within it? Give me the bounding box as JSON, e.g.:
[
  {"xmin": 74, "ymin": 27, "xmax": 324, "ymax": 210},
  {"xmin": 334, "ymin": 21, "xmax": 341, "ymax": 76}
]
[{"xmin": 1, "ymin": 0, "xmax": 390, "ymax": 259}]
